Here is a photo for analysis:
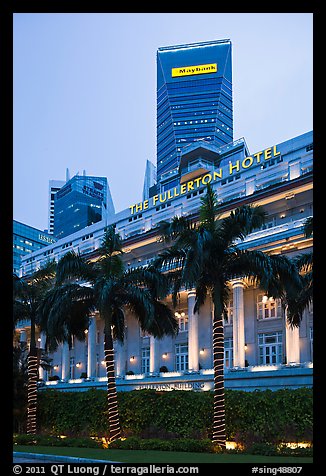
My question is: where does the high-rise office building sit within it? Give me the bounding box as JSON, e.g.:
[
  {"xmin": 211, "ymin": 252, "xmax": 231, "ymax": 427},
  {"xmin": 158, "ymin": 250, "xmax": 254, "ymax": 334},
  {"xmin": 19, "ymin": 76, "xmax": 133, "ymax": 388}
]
[
  {"xmin": 53, "ymin": 173, "xmax": 115, "ymax": 239},
  {"xmin": 48, "ymin": 179, "xmax": 66, "ymax": 234},
  {"xmin": 48, "ymin": 169, "xmax": 72, "ymax": 234},
  {"xmin": 142, "ymin": 160, "xmax": 157, "ymax": 201},
  {"xmin": 156, "ymin": 39, "xmax": 233, "ymax": 191},
  {"xmin": 13, "ymin": 220, "xmax": 57, "ymax": 275}
]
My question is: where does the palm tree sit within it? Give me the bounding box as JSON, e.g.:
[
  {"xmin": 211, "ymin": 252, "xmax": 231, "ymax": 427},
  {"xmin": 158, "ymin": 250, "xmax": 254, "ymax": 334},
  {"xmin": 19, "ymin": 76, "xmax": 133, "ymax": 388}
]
[
  {"xmin": 282, "ymin": 211, "xmax": 313, "ymax": 329},
  {"xmin": 39, "ymin": 225, "xmax": 178, "ymax": 442},
  {"xmin": 269, "ymin": 217, "xmax": 313, "ymax": 327},
  {"xmin": 13, "ymin": 260, "xmax": 57, "ymax": 435},
  {"xmin": 154, "ymin": 183, "xmax": 302, "ymax": 448}
]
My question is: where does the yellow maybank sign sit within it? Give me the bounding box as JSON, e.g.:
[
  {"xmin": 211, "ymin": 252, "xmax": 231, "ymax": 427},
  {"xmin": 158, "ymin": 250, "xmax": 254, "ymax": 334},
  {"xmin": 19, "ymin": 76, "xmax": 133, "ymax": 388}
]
[{"xmin": 172, "ymin": 63, "xmax": 217, "ymax": 78}]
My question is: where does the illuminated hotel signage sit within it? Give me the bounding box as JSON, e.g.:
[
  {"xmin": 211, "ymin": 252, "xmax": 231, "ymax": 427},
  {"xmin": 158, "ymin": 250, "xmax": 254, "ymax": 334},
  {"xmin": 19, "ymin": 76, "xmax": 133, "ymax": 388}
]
[
  {"xmin": 135, "ymin": 381, "xmax": 206, "ymax": 391},
  {"xmin": 129, "ymin": 145, "xmax": 281, "ymax": 215},
  {"xmin": 172, "ymin": 63, "xmax": 217, "ymax": 78},
  {"xmin": 39, "ymin": 234, "xmax": 56, "ymax": 244}
]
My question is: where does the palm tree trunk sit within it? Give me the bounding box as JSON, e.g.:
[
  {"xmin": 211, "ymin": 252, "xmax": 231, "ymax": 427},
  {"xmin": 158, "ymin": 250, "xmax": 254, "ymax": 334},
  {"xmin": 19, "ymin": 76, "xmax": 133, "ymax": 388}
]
[
  {"xmin": 26, "ymin": 345, "xmax": 38, "ymax": 435},
  {"xmin": 212, "ymin": 295, "xmax": 226, "ymax": 448},
  {"xmin": 104, "ymin": 323, "xmax": 121, "ymax": 442}
]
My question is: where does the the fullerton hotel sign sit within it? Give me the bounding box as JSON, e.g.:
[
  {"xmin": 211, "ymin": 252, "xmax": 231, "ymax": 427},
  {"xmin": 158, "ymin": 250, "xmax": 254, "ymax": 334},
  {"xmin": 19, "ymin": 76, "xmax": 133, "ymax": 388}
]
[{"xmin": 129, "ymin": 145, "xmax": 281, "ymax": 215}]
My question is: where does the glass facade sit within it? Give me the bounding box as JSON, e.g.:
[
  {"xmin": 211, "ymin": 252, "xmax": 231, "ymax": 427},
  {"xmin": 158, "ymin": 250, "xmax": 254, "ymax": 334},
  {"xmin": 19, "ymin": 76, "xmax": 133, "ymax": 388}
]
[
  {"xmin": 156, "ymin": 40, "xmax": 233, "ymax": 184},
  {"xmin": 54, "ymin": 175, "xmax": 111, "ymax": 239},
  {"xmin": 13, "ymin": 220, "xmax": 57, "ymax": 275}
]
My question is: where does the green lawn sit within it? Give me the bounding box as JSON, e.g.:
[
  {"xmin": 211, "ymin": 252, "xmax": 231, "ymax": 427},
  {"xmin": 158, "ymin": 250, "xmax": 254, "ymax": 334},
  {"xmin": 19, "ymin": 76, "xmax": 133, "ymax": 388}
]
[{"xmin": 14, "ymin": 445, "xmax": 313, "ymax": 464}]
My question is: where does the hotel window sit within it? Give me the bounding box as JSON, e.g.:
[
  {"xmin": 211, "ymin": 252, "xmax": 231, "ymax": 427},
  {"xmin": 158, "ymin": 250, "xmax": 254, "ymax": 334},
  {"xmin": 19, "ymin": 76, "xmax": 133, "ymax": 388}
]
[
  {"xmin": 224, "ymin": 299, "xmax": 233, "ymax": 325},
  {"xmin": 258, "ymin": 332, "xmax": 283, "ymax": 365},
  {"xmin": 257, "ymin": 294, "xmax": 282, "ymax": 320},
  {"xmin": 175, "ymin": 311, "xmax": 188, "ymax": 332},
  {"xmin": 310, "ymin": 328, "xmax": 313, "ymax": 361},
  {"xmin": 141, "ymin": 347, "xmax": 150, "ymax": 374},
  {"xmin": 71, "ymin": 335, "xmax": 75, "ymax": 349},
  {"xmin": 69, "ymin": 357, "xmax": 75, "ymax": 379},
  {"xmin": 175, "ymin": 343, "xmax": 188, "ymax": 372},
  {"xmin": 224, "ymin": 338, "xmax": 233, "ymax": 369}
]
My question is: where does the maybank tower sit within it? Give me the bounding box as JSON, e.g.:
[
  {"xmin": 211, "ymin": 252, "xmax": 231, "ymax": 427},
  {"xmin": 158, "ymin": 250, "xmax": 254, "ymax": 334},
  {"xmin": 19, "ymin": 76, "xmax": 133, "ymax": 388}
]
[{"xmin": 156, "ymin": 40, "xmax": 233, "ymax": 191}]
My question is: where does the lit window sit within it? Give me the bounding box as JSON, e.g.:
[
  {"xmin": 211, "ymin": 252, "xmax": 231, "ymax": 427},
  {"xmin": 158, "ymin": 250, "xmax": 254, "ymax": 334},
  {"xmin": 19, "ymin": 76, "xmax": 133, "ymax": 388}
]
[
  {"xmin": 258, "ymin": 332, "xmax": 283, "ymax": 365},
  {"xmin": 257, "ymin": 294, "xmax": 282, "ymax": 319},
  {"xmin": 175, "ymin": 343, "xmax": 188, "ymax": 371},
  {"xmin": 175, "ymin": 311, "xmax": 188, "ymax": 332},
  {"xmin": 141, "ymin": 348, "xmax": 150, "ymax": 374},
  {"xmin": 224, "ymin": 338, "xmax": 233, "ymax": 368},
  {"xmin": 69, "ymin": 356, "xmax": 75, "ymax": 379}
]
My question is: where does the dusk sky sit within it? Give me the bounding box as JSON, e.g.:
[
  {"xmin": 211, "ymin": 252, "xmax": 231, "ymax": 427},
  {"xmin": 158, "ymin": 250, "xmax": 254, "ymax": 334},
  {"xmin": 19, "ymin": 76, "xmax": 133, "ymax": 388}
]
[{"xmin": 13, "ymin": 13, "xmax": 313, "ymax": 231}]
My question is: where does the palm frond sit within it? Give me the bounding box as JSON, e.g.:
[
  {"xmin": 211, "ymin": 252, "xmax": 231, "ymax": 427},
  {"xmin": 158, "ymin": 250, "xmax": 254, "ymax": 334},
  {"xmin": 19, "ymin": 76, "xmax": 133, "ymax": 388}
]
[
  {"xmin": 98, "ymin": 225, "xmax": 123, "ymax": 257},
  {"xmin": 123, "ymin": 265, "xmax": 171, "ymax": 300},
  {"xmin": 294, "ymin": 252, "xmax": 313, "ymax": 274},
  {"xmin": 157, "ymin": 215, "xmax": 194, "ymax": 243},
  {"xmin": 56, "ymin": 251, "xmax": 94, "ymax": 284},
  {"xmin": 111, "ymin": 308, "xmax": 125, "ymax": 342},
  {"xmin": 143, "ymin": 301, "xmax": 178, "ymax": 338},
  {"xmin": 226, "ymin": 249, "xmax": 273, "ymax": 287},
  {"xmin": 38, "ymin": 283, "xmax": 95, "ymax": 352},
  {"xmin": 153, "ymin": 246, "xmax": 187, "ymax": 271},
  {"xmin": 96, "ymin": 254, "xmax": 124, "ymax": 279},
  {"xmin": 219, "ymin": 205, "xmax": 267, "ymax": 244},
  {"xmin": 199, "ymin": 183, "xmax": 220, "ymax": 228},
  {"xmin": 303, "ymin": 216, "xmax": 313, "ymax": 238}
]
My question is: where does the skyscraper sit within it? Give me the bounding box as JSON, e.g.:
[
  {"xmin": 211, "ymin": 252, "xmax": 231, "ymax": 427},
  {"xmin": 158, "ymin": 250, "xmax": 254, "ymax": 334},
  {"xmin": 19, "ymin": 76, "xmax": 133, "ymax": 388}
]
[
  {"xmin": 142, "ymin": 159, "xmax": 157, "ymax": 201},
  {"xmin": 53, "ymin": 174, "xmax": 115, "ymax": 239},
  {"xmin": 156, "ymin": 39, "xmax": 233, "ymax": 190},
  {"xmin": 13, "ymin": 220, "xmax": 56, "ymax": 275},
  {"xmin": 48, "ymin": 179, "xmax": 66, "ymax": 234}
]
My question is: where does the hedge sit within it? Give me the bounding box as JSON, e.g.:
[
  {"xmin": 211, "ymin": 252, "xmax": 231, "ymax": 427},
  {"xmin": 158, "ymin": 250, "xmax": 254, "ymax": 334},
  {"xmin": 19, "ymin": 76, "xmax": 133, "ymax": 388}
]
[
  {"xmin": 36, "ymin": 388, "xmax": 312, "ymax": 444},
  {"xmin": 13, "ymin": 434, "xmax": 313, "ymax": 456}
]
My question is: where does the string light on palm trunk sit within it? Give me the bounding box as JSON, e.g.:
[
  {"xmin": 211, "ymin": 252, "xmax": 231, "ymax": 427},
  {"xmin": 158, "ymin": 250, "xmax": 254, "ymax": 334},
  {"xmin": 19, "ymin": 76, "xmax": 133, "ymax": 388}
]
[
  {"xmin": 27, "ymin": 355, "xmax": 38, "ymax": 435},
  {"xmin": 212, "ymin": 316, "xmax": 226, "ymax": 448},
  {"xmin": 104, "ymin": 346, "xmax": 121, "ymax": 442}
]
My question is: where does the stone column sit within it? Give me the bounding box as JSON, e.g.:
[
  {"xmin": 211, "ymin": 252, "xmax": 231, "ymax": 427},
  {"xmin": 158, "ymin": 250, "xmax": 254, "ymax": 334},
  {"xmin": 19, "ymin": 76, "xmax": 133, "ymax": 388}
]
[
  {"xmin": 61, "ymin": 342, "xmax": 70, "ymax": 381},
  {"xmin": 38, "ymin": 332, "xmax": 46, "ymax": 380},
  {"xmin": 232, "ymin": 280, "xmax": 246, "ymax": 368},
  {"xmin": 87, "ymin": 316, "xmax": 97, "ymax": 378},
  {"xmin": 149, "ymin": 336, "xmax": 160, "ymax": 374},
  {"xmin": 285, "ymin": 310, "xmax": 300, "ymax": 364},
  {"xmin": 188, "ymin": 290, "xmax": 199, "ymax": 371}
]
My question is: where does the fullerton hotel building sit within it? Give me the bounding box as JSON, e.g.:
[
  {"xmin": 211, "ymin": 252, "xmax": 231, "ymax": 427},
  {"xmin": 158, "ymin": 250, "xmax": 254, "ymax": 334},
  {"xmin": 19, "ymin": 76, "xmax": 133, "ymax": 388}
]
[{"xmin": 17, "ymin": 40, "xmax": 313, "ymax": 393}]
